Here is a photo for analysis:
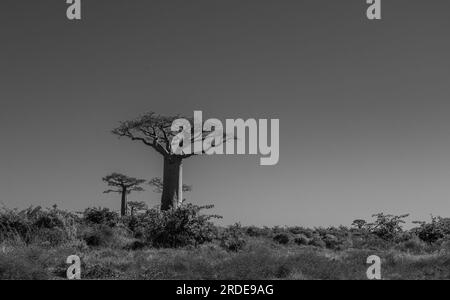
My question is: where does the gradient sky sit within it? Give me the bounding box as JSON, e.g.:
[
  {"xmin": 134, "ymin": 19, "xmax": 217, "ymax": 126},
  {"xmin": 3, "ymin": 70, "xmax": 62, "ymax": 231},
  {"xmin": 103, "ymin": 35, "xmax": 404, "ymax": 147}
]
[{"xmin": 1, "ymin": 0, "xmax": 450, "ymax": 227}]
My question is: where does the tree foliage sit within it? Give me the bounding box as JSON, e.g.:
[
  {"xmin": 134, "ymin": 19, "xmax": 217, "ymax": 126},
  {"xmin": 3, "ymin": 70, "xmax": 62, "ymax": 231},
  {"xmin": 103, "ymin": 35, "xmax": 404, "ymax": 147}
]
[
  {"xmin": 112, "ymin": 112, "xmax": 190, "ymax": 157},
  {"xmin": 102, "ymin": 173, "xmax": 146, "ymax": 194},
  {"xmin": 112, "ymin": 111, "xmax": 233, "ymax": 158}
]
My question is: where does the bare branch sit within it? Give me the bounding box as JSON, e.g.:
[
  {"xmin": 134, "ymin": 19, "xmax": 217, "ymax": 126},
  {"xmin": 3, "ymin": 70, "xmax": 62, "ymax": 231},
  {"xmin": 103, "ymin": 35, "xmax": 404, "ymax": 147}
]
[
  {"xmin": 103, "ymin": 189, "xmax": 120, "ymax": 194},
  {"xmin": 149, "ymin": 177, "xmax": 192, "ymax": 193}
]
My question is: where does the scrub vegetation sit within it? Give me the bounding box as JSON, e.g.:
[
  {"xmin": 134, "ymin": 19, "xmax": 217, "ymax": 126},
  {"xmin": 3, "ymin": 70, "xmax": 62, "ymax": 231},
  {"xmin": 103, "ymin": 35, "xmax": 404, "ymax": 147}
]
[{"xmin": 1, "ymin": 205, "xmax": 450, "ymax": 280}]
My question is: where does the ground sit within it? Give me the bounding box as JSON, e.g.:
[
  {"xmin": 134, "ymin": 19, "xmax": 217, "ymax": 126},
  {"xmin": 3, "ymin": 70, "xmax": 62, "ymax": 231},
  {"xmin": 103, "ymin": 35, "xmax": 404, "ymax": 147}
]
[{"xmin": 2, "ymin": 237, "xmax": 450, "ymax": 280}]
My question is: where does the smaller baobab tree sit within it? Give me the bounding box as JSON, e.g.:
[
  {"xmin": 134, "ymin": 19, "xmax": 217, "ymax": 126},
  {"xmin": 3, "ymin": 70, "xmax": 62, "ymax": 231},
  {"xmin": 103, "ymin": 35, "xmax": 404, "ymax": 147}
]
[{"xmin": 102, "ymin": 173, "xmax": 146, "ymax": 216}]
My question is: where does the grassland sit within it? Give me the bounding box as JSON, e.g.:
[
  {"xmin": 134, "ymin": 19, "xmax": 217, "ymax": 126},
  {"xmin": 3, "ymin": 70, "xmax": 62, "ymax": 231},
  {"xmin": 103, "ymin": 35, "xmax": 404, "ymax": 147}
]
[{"xmin": 1, "ymin": 205, "xmax": 450, "ymax": 280}]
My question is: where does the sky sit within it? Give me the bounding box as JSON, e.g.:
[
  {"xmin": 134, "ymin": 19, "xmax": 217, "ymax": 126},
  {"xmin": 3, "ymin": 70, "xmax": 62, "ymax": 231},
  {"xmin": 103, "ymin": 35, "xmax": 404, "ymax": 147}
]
[{"xmin": 1, "ymin": 0, "xmax": 450, "ymax": 227}]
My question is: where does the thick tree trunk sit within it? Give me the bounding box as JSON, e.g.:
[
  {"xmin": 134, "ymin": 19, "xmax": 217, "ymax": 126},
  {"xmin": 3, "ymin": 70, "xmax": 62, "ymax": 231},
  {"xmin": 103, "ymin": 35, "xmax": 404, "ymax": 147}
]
[
  {"xmin": 161, "ymin": 156, "xmax": 182, "ymax": 210},
  {"xmin": 121, "ymin": 187, "xmax": 127, "ymax": 216}
]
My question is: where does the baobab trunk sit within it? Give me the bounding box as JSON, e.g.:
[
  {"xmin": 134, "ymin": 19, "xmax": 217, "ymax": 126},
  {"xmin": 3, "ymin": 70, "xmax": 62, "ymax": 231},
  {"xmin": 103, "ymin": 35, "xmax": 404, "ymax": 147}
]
[
  {"xmin": 121, "ymin": 187, "xmax": 127, "ymax": 216},
  {"xmin": 161, "ymin": 156, "xmax": 182, "ymax": 210}
]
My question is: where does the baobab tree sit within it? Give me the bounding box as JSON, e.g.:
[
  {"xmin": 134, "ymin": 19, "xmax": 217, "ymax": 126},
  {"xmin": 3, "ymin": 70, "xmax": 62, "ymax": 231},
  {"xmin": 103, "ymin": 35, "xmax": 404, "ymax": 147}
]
[
  {"xmin": 149, "ymin": 177, "xmax": 192, "ymax": 206},
  {"xmin": 148, "ymin": 177, "xmax": 192, "ymax": 193},
  {"xmin": 112, "ymin": 112, "xmax": 230, "ymax": 210},
  {"xmin": 102, "ymin": 173, "xmax": 146, "ymax": 216}
]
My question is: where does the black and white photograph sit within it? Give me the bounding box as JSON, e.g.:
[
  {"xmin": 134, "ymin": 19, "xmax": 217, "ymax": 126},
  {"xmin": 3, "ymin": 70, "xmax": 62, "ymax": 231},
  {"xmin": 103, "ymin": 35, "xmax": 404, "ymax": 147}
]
[{"xmin": 1, "ymin": 0, "xmax": 450, "ymax": 286}]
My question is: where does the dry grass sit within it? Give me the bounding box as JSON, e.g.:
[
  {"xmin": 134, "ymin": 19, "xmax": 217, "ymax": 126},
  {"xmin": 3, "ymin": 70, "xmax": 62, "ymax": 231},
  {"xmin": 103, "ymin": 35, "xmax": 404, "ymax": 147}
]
[
  {"xmin": 2, "ymin": 207, "xmax": 450, "ymax": 280},
  {"xmin": 2, "ymin": 238, "xmax": 450, "ymax": 280}
]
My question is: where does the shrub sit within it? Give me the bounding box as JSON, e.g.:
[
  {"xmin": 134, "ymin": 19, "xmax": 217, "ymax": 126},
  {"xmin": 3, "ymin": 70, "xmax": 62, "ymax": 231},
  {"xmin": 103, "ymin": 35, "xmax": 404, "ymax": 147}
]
[
  {"xmin": 32, "ymin": 206, "xmax": 79, "ymax": 244},
  {"xmin": 309, "ymin": 236, "xmax": 326, "ymax": 248},
  {"xmin": 351, "ymin": 219, "xmax": 368, "ymax": 230},
  {"xmin": 412, "ymin": 217, "xmax": 450, "ymax": 244},
  {"xmin": 82, "ymin": 207, "xmax": 119, "ymax": 227},
  {"xmin": 220, "ymin": 223, "xmax": 247, "ymax": 252},
  {"xmin": 273, "ymin": 233, "xmax": 290, "ymax": 245},
  {"xmin": 361, "ymin": 235, "xmax": 390, "ymax": 250},
  {"xmin": 395, "ymin": 236, "xmax": 427, "ymax": 254},
  {"xmin": 82, "ymin": 225, "xmax": 116, "ymax": 247},
  {"xmin": 245, "ymin": 226, "xmax": 266, "ymax": 237},
  {"xmin": 367, "ymin": 213, "xmax": 409, "ymax": 241},
  {"xmin": 0, "ymin": 206, "xmax": 79, "ymax": 244},
  {"xmin": 122, "ymin": 214, "xmax": 142, "ymax": 235},
  {"xmin": 0, "ymin": 208, "xmax": 33, "ymax": 243},
  {"xmin": 135, "ymin": 204, "xmax": 220, "ymax": 248},
  {"xmin": 34, "ymin": 228, "xmax": 69, "ymax": 247},
  {"xmin": 323, "ymin": 234, "xmax": 340, "ymax": 249},
  {"xmin": 294, "ymin": 234, "xmax": 310, "ymax": 246},
  {"xmin": 34, "ymin": 212, "xmax": 65, "ymax": 229},
  {"xmin": 288, "ymin": 227, "xmax": 314, "ymax": 238}
]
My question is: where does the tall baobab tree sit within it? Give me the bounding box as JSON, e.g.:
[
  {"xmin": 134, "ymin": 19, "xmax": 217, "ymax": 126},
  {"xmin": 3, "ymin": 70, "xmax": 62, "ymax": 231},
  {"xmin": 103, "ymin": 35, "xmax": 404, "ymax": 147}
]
[
  {"xmin": 149, "ymin": 177, "xmax": 192, "ymax": 206},
  {"xmin": 102, "ymin": 173, "xmax": 146, "ymax": 216},
  {"xmin": 112, "ymin": 112, "xmax": 230, "ymax": 210}
]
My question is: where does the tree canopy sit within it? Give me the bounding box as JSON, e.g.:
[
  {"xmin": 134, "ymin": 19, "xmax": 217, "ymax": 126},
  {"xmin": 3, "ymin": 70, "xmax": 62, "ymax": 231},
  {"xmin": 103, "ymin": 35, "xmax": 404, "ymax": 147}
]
[
  {"xmin": 112, "ymin": 112, "xmax": 189, "ymax": 157},
  {"xmin": 111, "ymin": 112, "xmax": 230, "ymax": 158},
  {"xmin": 102, "ymin": 173, "xmax": 146, "ymax": 194}
]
